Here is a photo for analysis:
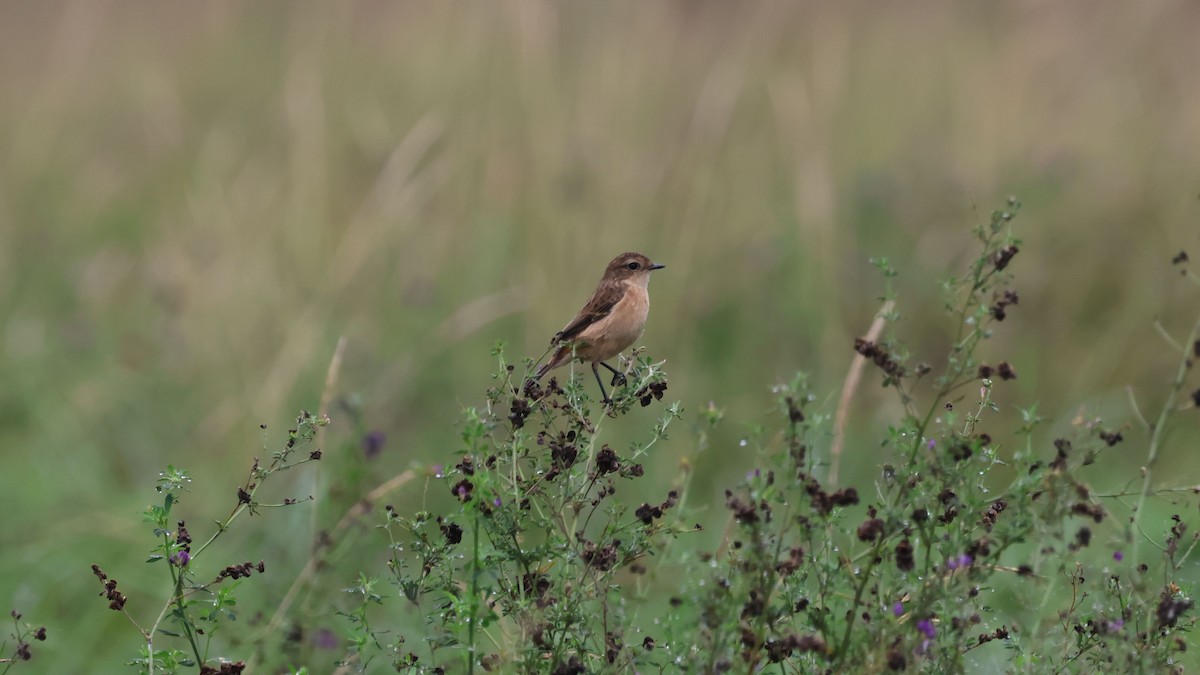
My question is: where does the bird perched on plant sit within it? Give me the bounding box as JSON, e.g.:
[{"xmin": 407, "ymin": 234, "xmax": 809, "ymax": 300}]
[{"xmin": 535, "ymin": 252, "xmax": 665, "ymax": 404}]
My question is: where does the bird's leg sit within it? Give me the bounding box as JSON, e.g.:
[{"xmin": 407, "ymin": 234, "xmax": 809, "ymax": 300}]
[
  {"xmin": 599, "ymin": 361, "xmax": 627, "ymax": 387},
  {"xmin": 591, "ymin": 362, "xmax": 612, "ymax": 405}
]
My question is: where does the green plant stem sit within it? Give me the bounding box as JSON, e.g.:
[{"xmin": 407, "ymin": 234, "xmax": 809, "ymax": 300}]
[
  {"xmin": 837, "ymin": 541, "xmax": 883, "ymax": 660},
  {"xmin": 1131, "ymin": 318, "xmax": 1200, "ymax": 567},
  {"xmin": 961, "ymin": 382, "xmax": 992, "ymax": 436},
  {"xmin": 145, "ymin": 528, "xmax": 202, "ymax": 673},
  {"xmin": 190, "ymin": 457, "xmax": 318, "ymax": 560},
  {"xmin": 904, "ymin": 225, "xmax": 1011, "ymax": 464},
  {"xmin": 467, "ymin": 508, "xmax": 481, "ymax": 675},
  {"xmin": 143, "ymin": 421, "xmax": 323, "ymax": 673},
  {"xmin": 170, "ymin": 568, "xmax": 204, "ymax": 668}
]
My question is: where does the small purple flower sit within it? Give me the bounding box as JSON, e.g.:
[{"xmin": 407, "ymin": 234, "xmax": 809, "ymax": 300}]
[
  {"xmin": 893, "ymin": 602, "xmax": 904, "ymax": 617},
  {"xmin": 1106, "ymin": 619, "xmax": 1124, "ymax": 633},
  {"xmin": 312, "ymin": 627, "xmax": 339, "ymax": 650},
  {"xmin": 493, "ymin": 496, "xmax": 502, "ymax": 508},
  {"xmin": 916, "ymin": 618, "xmax": 936, "ymax": 639},
  {"xmin": 361, "ymin": 430, "xmax": 387, "ymax": 460},
  {"xmin": 926, "ymin": 438, "xmax": 936, "ymax": 450},
  {"xmin": 170, "ymin": 550, "xmax": 190, "ymax": 567},
  {"xmin": 946, "ymin": 553, "xmax": 973, "ymax": 570},
  {"xmin": 1113, "ymin": 550, "xmax": 1124, "ymax": 562},
  {"xmin": 432, "ymin": 464, "xmax": 444, "ymax": 478}
]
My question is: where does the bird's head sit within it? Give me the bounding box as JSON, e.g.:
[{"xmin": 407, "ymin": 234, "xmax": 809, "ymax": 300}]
[{"xmin": 603, "ymin": 252, "xmax": 665, "ymax": 286}]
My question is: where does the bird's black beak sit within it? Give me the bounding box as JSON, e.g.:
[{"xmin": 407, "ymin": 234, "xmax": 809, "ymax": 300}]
[{"xmin": 650, "ymin": 263, "xmax": 666, "ymax": 270}]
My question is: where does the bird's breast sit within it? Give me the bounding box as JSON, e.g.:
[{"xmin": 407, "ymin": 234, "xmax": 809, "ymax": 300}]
[
  {"xmin": 610, "ymin": 284, "xmax": 649, "ymax": 334},
  {"xmin": 578, "ymin": 284, "xmax": 649, "ymax": 360}
]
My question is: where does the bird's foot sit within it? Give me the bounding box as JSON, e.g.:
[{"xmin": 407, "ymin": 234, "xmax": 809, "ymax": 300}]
[{"xmin": 609, "ymin": 372, "xmax": 627, "ymax": 387}]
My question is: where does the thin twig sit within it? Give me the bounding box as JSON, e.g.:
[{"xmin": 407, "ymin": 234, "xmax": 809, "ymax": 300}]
[
  {"xmin": 312, "ymin": 335, "xmax": 346, "ymax": 599},
  {"xmin": 830, "ymin": 300, "xmax": 895, "ymax": 486},
  {"xmin": 1125, "ymin": 386, "xmax": 1151, "ymax": 432},
  {"xmin": 1153, "ymin": 320, "xmax": 1184, "ymax": 354},
  {"xmin": 319, "ymin": 336, "xmax": 347, "ymax": 422},
  {"xmin": 1131, "ymin": 319, "xmax": 1200, "ymax": 567}
]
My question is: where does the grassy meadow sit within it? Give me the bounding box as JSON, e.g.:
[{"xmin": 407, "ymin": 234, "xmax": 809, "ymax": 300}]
[{"xmin": 3, "ymin": 1, "xmax": 1200, "ymax": 671}]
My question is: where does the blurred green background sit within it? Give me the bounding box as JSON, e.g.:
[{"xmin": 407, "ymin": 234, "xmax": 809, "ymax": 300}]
[{"xmin": 4, "ymin": 1, "xmax": 1200, "ymax": 671}]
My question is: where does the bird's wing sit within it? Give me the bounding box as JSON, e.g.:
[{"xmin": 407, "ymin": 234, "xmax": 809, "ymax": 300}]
[{"xmin": 554, "ymin": 282, "xmax": 622, "ymax": 343}]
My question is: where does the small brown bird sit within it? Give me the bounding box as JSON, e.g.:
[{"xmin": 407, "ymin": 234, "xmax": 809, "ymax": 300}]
[{"xmin": 535, "ymin": 252, "xmax": 665, "ymax": 403}]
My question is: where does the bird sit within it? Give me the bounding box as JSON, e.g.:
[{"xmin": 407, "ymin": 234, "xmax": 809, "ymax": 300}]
[{"xmin": 535, "ymin": 252, "xmax": 665, "ymax": 403}]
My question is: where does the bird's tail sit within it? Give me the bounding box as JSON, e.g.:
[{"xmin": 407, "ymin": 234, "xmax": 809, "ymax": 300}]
[{"xmin": 535, "ymin": 346, "xmax": 569, "ymax": 380}]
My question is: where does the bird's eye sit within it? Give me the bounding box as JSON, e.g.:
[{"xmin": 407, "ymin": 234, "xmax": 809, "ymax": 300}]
[{"xmin": 626, "ymin": 261, "xmax": 640, "ymax": 270}]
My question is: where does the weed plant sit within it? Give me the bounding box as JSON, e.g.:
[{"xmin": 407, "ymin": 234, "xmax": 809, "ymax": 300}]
[
  {"xmin": 88, "ymin": 412, "xmax": 329, "ymax": 674},
  {"xmin": 1, "ymin": 611, "xmax": 47, "ymax": 672},
  {"xmin": 72, "ymin": 199, "xmax": 1200, "ymax": 673}
]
